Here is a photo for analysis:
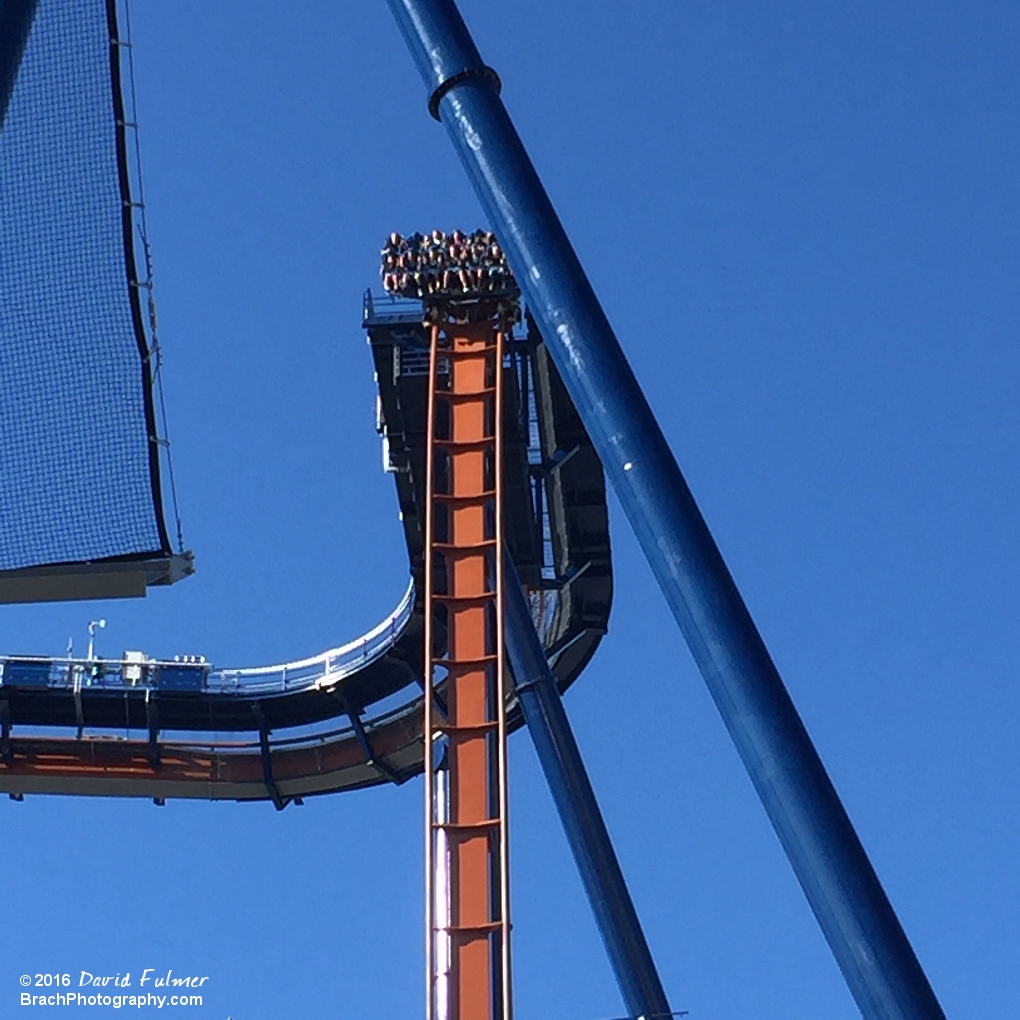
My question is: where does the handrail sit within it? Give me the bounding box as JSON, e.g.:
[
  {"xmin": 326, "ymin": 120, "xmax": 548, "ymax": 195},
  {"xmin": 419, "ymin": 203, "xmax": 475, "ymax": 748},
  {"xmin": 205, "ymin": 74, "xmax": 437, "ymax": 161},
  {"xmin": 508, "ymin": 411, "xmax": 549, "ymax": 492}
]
[
  {"xmin": 0, "ymin": 579, "xmax": 416, "ymax": 697},
  {"xmin": 362, "ymin": 288, "xmax": 425, "ymax": 326}
]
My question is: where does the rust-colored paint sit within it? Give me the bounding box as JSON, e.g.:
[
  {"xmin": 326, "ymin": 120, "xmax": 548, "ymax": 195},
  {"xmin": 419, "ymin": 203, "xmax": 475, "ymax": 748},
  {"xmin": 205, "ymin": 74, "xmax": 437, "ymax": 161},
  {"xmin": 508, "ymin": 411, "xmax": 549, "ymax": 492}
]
[
  {"xmin": 0, "ymin": 706, "xmax": 426, "ymax": 801},
  {"xmin": 425, "ymin": 320, "xmax": 512, "ymax": 1020}
]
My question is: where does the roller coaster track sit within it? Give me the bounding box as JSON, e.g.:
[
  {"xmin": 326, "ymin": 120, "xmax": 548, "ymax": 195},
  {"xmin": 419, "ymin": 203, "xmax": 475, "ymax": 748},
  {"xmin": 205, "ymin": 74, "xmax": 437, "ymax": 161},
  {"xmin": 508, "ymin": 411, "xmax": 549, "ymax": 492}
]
[{"xmin": 0, "ymin": 295, "xmax": 611, "ymax": 806}]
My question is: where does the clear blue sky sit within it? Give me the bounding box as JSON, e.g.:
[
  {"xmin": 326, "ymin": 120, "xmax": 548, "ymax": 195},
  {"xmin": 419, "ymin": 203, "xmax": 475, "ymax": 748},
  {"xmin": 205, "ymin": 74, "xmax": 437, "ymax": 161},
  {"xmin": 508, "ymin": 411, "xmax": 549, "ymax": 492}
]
[{"xmin": 3, "ymin": 1, "xmax": 1018, "ymax": 1017}]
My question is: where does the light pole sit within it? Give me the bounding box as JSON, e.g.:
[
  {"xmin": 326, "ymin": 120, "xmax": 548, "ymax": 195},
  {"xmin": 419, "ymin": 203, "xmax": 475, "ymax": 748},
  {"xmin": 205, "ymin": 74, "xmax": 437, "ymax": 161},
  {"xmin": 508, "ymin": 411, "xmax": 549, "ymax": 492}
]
[{"xmin": 86, "ymin": 619, "xmax": 106, "ymax": 662}]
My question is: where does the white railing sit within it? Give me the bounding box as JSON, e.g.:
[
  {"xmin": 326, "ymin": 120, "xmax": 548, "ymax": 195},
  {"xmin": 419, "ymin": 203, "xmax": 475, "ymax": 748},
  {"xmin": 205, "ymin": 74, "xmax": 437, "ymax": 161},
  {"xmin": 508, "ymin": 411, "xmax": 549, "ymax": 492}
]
[
  {"xmin": 0, "ymin": 580, "xmax": 416, "ymax": 697},
  {"xmin": 212, "ymin": 580, "xmax": 416, "ymax": 694}
]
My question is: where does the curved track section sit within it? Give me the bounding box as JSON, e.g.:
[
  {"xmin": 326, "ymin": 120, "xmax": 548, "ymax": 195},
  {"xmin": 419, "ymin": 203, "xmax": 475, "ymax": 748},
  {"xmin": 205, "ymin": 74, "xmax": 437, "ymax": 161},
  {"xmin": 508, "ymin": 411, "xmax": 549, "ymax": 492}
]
[{"xmin": 0, "ymin": 299, "xmax": 612, "ymax": 803}]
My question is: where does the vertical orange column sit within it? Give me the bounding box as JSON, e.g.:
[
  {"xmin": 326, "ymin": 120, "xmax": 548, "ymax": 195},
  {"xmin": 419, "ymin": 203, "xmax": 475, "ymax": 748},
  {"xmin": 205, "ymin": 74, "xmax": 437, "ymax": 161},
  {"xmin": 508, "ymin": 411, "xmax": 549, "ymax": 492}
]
[{"xmin": 425, "ymin": 316, "xmax": 512, "ymax": 1020}]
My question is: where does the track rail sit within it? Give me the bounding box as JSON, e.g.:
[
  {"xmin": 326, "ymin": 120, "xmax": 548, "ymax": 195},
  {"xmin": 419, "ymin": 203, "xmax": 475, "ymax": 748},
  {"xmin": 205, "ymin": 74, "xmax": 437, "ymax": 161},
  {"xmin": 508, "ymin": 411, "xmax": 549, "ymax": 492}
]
[
  {"xmin": 423, "ymin": 317, "xmax": 512, "ymax": 1019},
  {"xmin": 0, "ymin": 301, "xmax": 611, "ymax": 804}
]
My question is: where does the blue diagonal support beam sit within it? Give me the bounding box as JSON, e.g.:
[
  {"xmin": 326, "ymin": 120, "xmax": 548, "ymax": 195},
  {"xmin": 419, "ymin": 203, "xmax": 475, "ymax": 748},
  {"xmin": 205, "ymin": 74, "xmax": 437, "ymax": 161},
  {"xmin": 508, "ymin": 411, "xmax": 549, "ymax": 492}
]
[
  {"xmin": 385, "ymin": 2, "xmax": 945, "ymax": 1017},
  {"xmin": 504, "ymin": 553, "xmax": 672, "ymax": 1020}
]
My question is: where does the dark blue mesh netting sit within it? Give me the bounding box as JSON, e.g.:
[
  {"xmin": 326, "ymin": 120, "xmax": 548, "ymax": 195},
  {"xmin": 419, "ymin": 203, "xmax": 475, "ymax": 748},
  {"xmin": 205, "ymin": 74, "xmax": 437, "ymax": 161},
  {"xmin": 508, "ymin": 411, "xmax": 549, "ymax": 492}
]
[{"xmin": 0, "ymin": 0, "xmax": 171, "ymax": 571}]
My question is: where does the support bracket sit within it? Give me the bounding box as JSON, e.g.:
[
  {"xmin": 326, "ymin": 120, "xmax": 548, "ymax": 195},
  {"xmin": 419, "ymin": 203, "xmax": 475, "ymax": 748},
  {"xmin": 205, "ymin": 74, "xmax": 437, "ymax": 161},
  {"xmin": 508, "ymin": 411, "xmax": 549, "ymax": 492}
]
[
  {"xmin": 346, "ymin": 702, "xmax": 403, "ymax": 785},
  {"xmin": 252, "ymin": 703, "xmax": 289, "ymax": 811},
  {"xmin": 0, "ymin": 696, "xmax": 12, "ymax": 764},
  {"xmin": 145, "ymin": 689, "xmax": 160, "ymax": 771}
]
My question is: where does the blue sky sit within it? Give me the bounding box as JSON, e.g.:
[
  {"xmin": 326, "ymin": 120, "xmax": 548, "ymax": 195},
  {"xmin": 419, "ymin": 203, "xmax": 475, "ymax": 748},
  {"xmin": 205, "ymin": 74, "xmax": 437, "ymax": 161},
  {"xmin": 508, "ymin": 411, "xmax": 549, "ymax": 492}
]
[{"xmin": 3, "ymin": 1, "xmax": 1018, "ymax": 1017}]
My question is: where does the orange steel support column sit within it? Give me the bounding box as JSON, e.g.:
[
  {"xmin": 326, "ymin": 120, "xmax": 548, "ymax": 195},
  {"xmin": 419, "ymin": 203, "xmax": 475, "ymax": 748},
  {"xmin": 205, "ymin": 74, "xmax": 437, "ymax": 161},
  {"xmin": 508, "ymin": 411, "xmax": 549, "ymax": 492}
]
[{"xmin": 424, "ymin": 315, "xmax": 512, "ymax": 1020}]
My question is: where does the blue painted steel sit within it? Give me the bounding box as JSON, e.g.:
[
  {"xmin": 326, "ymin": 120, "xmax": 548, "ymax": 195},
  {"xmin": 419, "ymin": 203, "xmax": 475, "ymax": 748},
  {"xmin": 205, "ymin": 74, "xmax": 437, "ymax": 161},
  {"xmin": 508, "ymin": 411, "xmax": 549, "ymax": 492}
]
[
  {"xmin": 504, "ymin": 554, "xmax": 671, "ymax": 1020},
  {"xmin": 386, "ymin": 2, "xmax": 945, "ymax": 1017},
  {"xmin": 0, "ymin": 0, "xmax": 38, "ymax": 130},
  {"xmin": 2, "ymin": 659, "xmax": 50, "ymax": 687},
  {"xmin": 156, "ymin": 664, "xmax": 206, "ymax": 692}
]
